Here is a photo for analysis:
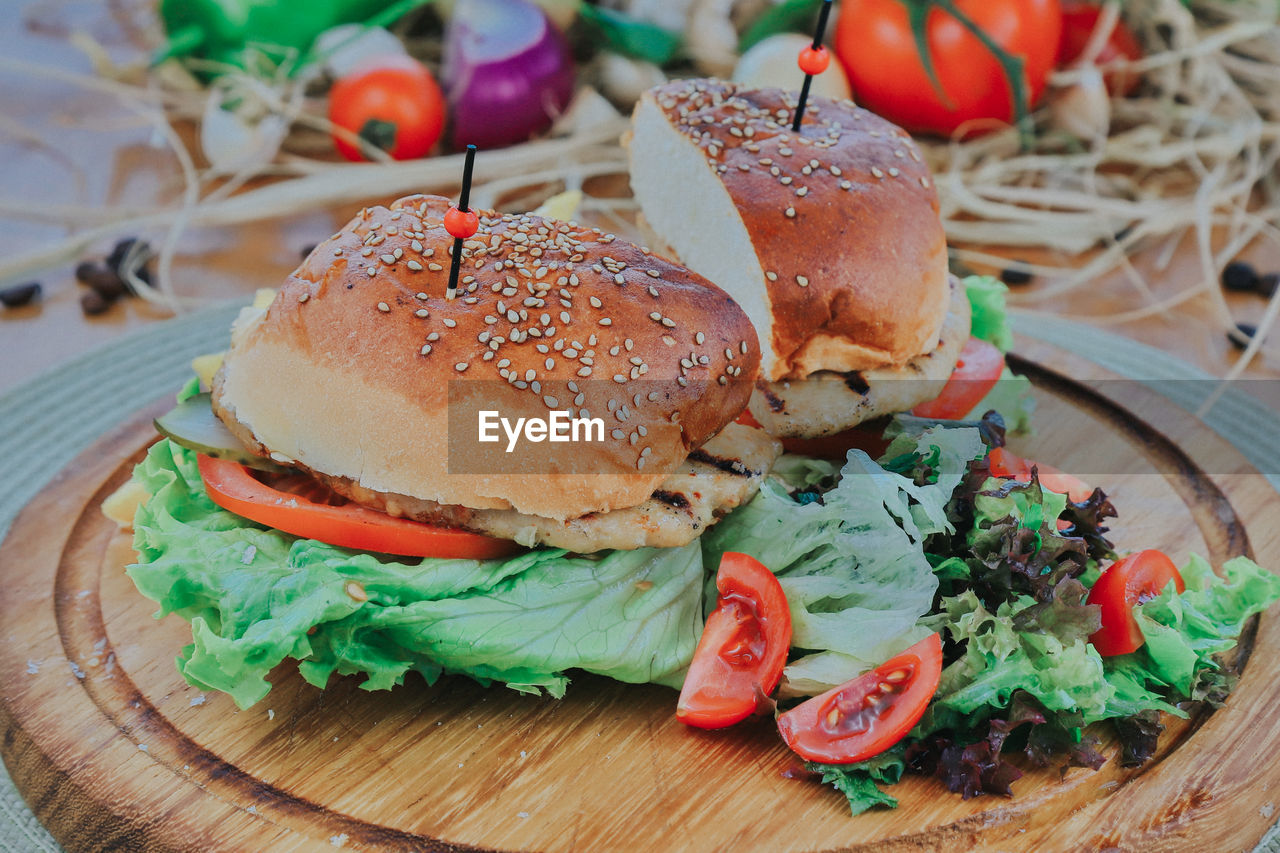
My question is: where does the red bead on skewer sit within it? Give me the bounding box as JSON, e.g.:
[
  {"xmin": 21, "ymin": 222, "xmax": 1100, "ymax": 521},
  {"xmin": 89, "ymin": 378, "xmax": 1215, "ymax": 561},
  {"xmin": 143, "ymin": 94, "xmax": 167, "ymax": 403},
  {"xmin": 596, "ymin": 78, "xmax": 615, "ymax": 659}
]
[
  {"xmin": 444, "ymin": 207, "xmax": 479, "ymax": 240},
  {"xmin": 798, "ymin": 45, "xmax": 830, "ymax": 77},
  {"xmin": 445, "ymin": 144, "xmax": 478, "ymax": 300},
  {"xmin": 791, "ymin": 0, "xmax": 834, "ymax": 132}
]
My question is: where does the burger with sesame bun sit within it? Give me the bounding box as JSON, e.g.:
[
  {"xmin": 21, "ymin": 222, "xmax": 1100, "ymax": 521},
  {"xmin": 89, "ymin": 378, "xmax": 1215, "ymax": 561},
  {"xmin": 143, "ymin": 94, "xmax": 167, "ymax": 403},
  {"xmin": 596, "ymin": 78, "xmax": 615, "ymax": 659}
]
[
  {"xmin": 626, "ymin": 79, "xmax": 982, "ymax": 440},
  {"xmin": 118, "ymin": 193, "xmax": 782, "ymax": 706},
  {"xmin": 208, "ymin": 193, "xmax": 780, "ymax": 553}
]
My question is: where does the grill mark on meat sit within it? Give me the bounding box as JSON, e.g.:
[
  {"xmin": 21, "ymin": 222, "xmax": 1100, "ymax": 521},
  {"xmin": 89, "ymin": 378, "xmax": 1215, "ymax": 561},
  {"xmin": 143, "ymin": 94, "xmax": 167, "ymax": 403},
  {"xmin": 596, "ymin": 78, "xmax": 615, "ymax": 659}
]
[
  {"xmin": 842, "ymin": 371, "xmax": 870, "ymax": 395},
  {"xmin": 687, "ymin": 449, "xmax": 756, "ymax": 478},
  {"xmin": 756, "ymin": 380, "xmax": 786, "ymax": 413},
  {"xmin": 651, "ymin": 489, "xmax": 691, "ymax": 510}
]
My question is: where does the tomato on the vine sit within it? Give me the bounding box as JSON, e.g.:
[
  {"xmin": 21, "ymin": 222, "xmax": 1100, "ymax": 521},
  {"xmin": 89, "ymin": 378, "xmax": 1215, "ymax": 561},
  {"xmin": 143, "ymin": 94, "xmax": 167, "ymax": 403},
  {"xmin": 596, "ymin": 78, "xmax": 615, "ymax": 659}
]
[
  {"xmin": 834, "ymin": 0, "xmax": 1063, "ymax": 136},
  {"xmin": 1058, "ymin": 2, "xmax": 1143, "ymax": 96},
  {"xmin": 777, "ymin": 633, "xmax": 942, "ymax": 764},
  {"xmin": 329, "ymin": 55, "xmax": 446, "ymax": 161}
]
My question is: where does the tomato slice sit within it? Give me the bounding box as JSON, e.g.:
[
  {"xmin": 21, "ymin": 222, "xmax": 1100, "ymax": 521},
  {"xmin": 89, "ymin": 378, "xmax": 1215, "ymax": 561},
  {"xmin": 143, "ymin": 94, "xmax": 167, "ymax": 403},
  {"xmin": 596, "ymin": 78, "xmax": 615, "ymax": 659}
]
[
  {"xmin": 1087, "ymin": 550, "xmax": 1185, "ymax": 656},
  {"xmin": 677, "ymin": 552, "xmax": 792, "ymax": 729},
  {"xmin": 911, "ymin": 338, "xmax": 1005, "ymax": 420},
  {"xmin": 196, "ymin": 454, "xmax": 520, "ymax": 560},
  {"xmin": 777, "ymin": 633, "xmax": 942, "ymax": 764},
  {"xmin": 988, "ymin": 447, "xmax": 1094, "ymax": 503}
]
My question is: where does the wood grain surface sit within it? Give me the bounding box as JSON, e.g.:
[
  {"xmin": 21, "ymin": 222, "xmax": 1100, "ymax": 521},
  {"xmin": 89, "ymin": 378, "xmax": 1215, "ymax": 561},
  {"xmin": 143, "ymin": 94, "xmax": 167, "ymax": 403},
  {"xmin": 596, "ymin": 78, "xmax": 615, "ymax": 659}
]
[{"xmin": 1, "ymin": 345, "xmax": 1278, "ymax": 853}]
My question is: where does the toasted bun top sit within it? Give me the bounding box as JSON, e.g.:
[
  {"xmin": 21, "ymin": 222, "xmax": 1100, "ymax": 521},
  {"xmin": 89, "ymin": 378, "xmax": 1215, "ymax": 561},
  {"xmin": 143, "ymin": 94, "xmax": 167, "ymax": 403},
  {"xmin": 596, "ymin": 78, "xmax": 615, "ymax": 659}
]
[
  {"xmin": 213, "ymin": 194, "xmax": 760, "ymax": 521},
  {"xmin": 628, "ymin": 79, "xmax": 949, "ymax": 381}
]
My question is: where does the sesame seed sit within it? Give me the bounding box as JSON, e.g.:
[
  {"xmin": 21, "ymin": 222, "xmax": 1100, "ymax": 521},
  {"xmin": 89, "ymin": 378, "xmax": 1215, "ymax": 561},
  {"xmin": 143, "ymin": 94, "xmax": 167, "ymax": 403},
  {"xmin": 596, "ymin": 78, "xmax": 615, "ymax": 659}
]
[
  {"xmin": 625, "ymin": 338, "xmax": 634, "ymax": 351},
  {"xmin": 415, "ymin": 309, "xmax": 429, "ymax": 318},
  {"xmin": 740, "ymin": 341, "xmax": 749, "ymax": 354},
  {"xmin": 889, "ymin": 167, "xmax": 900, "ymax": 177},
  {"xmin": 578, "ymin": 367, "xmax": 592, "ymax": 377},
  {"xmin": 443, "ymin": 318, "xmax": 457, "ymax": 328},
  {"xmin": 545, "ymin": 358, "xmax": 555, "ymax": 370},
  {"xmin": 830, "ymin": 166, "xmax": 842, "ymax": 176},
  {"xmin": 840, "ymin": 181, "xmax": 852, "ymax": 190},
  {"xmin": 411, "ymin": 240, "xmax": 423, "ymax": 253},
  {"xmin": 416, "ymin": 292, "xmax": 429, "ymax": 300},
  {"xmin": 380, "ymin": 253, "xmax": 396, "ymax": 264},
  {"xmin": 797, "ymin": 275, "xmax": 809, "ymax": 287},
  {"xmin": 613, "ymin": 374, "xmax": 626, "ymax": 383},
  {"xmin": 543, "ymin": 395, "xmax": 558, "ymax": 408},
  {"xmin": 796, "ymin": 187, "xmax": 809, "ymax": 197},
  {"xmin": 649, "ymin": 311, "xmax": 662, "ymax": 321},
  {"xmin": 920, "ymin": 176, "xmax": 930, "ymax": 188},
  {"xmin": 367, "ymin": 267, "xmax": 378, "ymax": 277},
  {"xmin": 407, "ymin": 261, "xmax": 423, "ymax": 271},
  {"xmin": 718, "ymin": 375, "xmax": 728, "ymax": 385},
  {"xmin": 611, "ymin": 429, "xmax": 624, "ymax": 440},
  {"xmin": 695, "ymin": 332, "xmax": 705, "ymax": 345},
  {"xmin": 785, "ymin": 207, "xmax": 796, "ymax": 218},
  {"xmin": 613, "ymin": 273, "xmax": 625, "ymax": 285},
  {"xmin": 420, "ymin": 344, "xmax": 432, "ymax": 355},
  {"xmin": 455, "ymin": 362, "xmax": 468, "ymax": 372},
  {"xmin": 648, "ymin": 286, "xmax": 659, "ymax": 298},
  {"xmin": 428, "ymin": 263, "xmax": 444, "ymax": 272},
  {"xmin": 345, "ymin": 581, "xmax": 368, "ymax": 602},
  {"xmin": 765, "ymin": 271, "xmax": 778, "ymax": 281},
  {"xmin": 589, "ymin": 296, "xmax": 602, "ymax": 308},
  {"xmin": 646, "ymin": 269, "xmax": 661, "ymax": 278},
  {"xmin": 333, "ymin": 248, "xmax": 343, "ymax": 256},
  {"xmin": 377, "ymin": 302, "xmax": 390, "ymax": 312},
  {"xmin": 661, "ymin": 317, "xmax": 676, "ymax": 328},
  {"xmin": 599, "ymin": 318, "xmax": 612, "ymax": 326},
  {"xmin": 780, "ymin": 177, "xmax": 793, "ymax": 186},
  {"xmin": 427, "ymin": 332, "xmax": 439, "ymax": 341},
  {"xmin": 298, "ymin": 293, "xmax": 309, "ymax": 303},
  {"xmin": 872, "ymin": 167, "xmax": 884, "ymax": 178}
]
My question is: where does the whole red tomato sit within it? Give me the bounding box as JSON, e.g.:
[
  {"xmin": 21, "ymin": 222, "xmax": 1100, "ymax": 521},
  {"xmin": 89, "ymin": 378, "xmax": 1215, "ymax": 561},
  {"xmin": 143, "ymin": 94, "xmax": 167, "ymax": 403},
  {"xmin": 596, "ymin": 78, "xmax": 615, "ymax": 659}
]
[
  {"xmin": 1058, "ymin": 2, "xmax": 1143, "ymax": 96},
  {"xmin": 329, "ymin": 55, "xmax": 446, "ymax": 161},
  {"xmin": 834, "ymin": 0, "xmax": 1063, "ymax": 136}
]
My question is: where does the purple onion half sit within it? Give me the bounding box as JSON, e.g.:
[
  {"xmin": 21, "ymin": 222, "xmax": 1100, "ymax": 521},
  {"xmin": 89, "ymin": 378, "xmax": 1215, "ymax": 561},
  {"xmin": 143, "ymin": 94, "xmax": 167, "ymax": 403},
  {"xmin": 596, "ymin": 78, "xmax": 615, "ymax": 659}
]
[{"xmin": 443, "ymin": 0, "xmax": 576, "ymax": 150}]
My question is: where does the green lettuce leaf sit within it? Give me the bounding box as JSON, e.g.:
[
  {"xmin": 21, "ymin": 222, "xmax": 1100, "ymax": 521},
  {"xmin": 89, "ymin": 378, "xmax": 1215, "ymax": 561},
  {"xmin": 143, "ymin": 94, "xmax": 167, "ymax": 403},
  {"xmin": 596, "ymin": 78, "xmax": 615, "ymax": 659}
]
[
  {"xmin": 963, "ymin": 275, "xmax": 1015, "ymax": 353},
  {"xmin": 966, "ymin": 368, "xmax": 1035, "ymax": 434},
  {"xmin": 128, "ymin": 439, "xmax": 706, "ymax": 708},
  {"xmin": 704, "ymin": 426, "xmax": 986, "ymax": 696},
  {"xmin": 806, "ymin": 747, "xmax": 905, "ymax": 816}
]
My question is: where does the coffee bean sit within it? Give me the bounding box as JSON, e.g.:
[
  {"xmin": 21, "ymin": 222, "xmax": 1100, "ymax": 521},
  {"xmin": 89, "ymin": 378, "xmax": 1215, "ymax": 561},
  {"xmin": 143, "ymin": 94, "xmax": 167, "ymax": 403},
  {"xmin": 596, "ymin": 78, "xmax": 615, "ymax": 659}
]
[
  {"xmin": 1228, "ymin": 322, "xmax": 1259, "ymax": 350},
  {"xmin": 107, "ymin": 237, "xmax": 150, "ymax": 271},
  {"xmin": 85, "ymin": 267, "xmax": 128, "ymax": 299},
  {"xmin": 0, "ymin": 281, "xmax": 41, "ymax": 308},
  {"xmin": 1000, "ymin": 265, "xmax": 1033, "ymax": 286},
  {"xmin": 74, "ymin": 261, "xmax": 101, "ymax": 284},
  {"xmin": 1222, "ymin": 261, "xmax": 1259, "ymax": 292},
  {"xmin": 80, "ymin": 290, "xmax": 113, "ymax": 316},
  {"xmin": 1257, "ymin": 273, "xmax": 1279, "ymax": 299}
]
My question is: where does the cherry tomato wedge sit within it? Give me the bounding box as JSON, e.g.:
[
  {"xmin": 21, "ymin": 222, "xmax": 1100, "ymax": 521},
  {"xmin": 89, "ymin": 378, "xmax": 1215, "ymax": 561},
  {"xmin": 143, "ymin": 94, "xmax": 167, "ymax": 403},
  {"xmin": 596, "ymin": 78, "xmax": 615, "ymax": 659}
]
[
  {"xmin": 196, "ymin": 454, "xmax": 519, "ymax": 560},
  {"xmin": 1059, "ymin": 3, "xmax": 1143, "ymax": 96},
  {"xmin": 1087, "ymin": 550, "xmax": 1185, "ymax": 656},
  {"xmin": 777, "ymin": 633, "xmax": 942, "ymax": 764},
  {"xmin": 911, "ymin": 337, "xmax": 1005, "ymax": 421},
  {"xmin": 677, "ymin": 552, "xmax": 792, "ymax": 729},
  {"xmin": 988, "ymin": 447, "xmax": 1094, "ymax": 503}
]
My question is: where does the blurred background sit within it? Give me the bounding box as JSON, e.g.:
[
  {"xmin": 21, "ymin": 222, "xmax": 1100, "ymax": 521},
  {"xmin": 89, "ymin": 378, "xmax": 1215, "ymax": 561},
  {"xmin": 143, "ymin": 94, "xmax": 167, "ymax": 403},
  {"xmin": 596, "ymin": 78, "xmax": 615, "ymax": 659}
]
[{"xmin": 1, "ymin": 0, "xmax": 1278, "ymax": 393}]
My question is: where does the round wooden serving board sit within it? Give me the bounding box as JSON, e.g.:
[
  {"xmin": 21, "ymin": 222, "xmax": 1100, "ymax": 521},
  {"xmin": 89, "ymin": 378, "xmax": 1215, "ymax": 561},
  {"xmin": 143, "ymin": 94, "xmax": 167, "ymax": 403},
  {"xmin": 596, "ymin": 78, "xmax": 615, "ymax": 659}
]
[{"xmin": 3, "ymin": 341, "xmax": 1280, "ymax": 853}]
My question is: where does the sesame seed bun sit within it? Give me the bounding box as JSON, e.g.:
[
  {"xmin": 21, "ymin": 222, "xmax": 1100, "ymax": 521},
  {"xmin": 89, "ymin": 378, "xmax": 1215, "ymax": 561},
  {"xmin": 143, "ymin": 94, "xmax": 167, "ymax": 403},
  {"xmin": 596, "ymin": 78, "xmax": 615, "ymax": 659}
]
[
  {"xmin": 626, "ymin": 79, "xmax": 950, "ymax": 383},
  {"xmin": 212, "ymin": 194, "xmax": 761, "ymax": 522}
]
